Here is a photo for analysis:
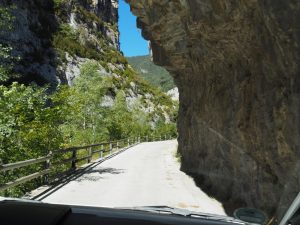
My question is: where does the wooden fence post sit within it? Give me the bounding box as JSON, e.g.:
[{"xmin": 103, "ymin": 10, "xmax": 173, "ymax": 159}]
[
  {"xmin": 117, "ymin": 141, "xmax": 119, "ymax": 151},
  {"xmin": 71, "ymin": 148, "xmax": 77, "ymax": 170},
  {"xmin": 100, "ymin": 145, "xmax": 103, "ymax": 159},
  {"xmin": 109, "ymin": 142, "xmax": 112, "ymax": 155},
  {"xmin": 88, "ymin": 147, "xmax": 92, "ymax": 163},
  {"xmin": 127, "ymin": 138, "xmax": 130, "ymax": 147},
  {"xmin": 44, "ymin": 151, "xmax": 52, "ymax": 184}
]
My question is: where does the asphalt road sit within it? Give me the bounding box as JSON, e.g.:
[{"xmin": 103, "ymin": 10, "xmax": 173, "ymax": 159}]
[{"xmin": 42, "ymin": 140, "xmax": 225, "ymax": 215}]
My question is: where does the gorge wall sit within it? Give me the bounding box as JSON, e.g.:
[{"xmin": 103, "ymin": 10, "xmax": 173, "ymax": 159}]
[
  {"xmin": 0, "ymin": 0, "xmax": 175, "ymax": 125},
  {"xmin": 127, "ymin": 0, "xmax": 300, "ymax": 223},
  {"xmin": 0, "ymin": 0, "xmax": 119, "ymax": 85}
]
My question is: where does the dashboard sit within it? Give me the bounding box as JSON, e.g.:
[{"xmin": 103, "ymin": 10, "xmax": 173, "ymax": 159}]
[{"xmin": 0, "ymin": 200, "xmax": 247, "ymax": 225}]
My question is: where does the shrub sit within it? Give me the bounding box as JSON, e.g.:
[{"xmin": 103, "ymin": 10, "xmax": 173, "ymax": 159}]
[
  {"xmin": 53, "ymin": 24, "xmax": 103, "ymax": 61},
  {"xmin": 0, "ymin": 83, "xmax": 69, "ymax": 196},
  {"xmin": 75, "ymin": 6, "xmax": 103, "ymax": 26}
]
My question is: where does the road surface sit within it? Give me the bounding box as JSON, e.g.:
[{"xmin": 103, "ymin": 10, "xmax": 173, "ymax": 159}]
[{"xmin": 41, "ymin": 140, "xmax": 225, "ymax": 215}]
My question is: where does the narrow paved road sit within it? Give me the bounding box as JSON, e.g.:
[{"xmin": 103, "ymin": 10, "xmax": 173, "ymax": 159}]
[{"xmin": 41, "ymin": 140, "xmax": 225, "ymax": 215}]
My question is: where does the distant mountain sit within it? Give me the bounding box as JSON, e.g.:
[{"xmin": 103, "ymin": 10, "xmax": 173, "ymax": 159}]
[{"xmin": 127, "ymin": 55, "xmax": 176, "ymax": 92}]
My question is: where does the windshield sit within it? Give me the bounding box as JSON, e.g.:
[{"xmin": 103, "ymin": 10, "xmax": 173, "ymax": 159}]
[{"xmin": 0, "ymin": 1, "xmax": 299, "ymax": 225}]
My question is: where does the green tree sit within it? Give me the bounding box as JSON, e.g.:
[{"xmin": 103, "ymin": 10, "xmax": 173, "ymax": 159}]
[
  {"xmin": 0, "ymin": 83, "xmax": 68, "ymax": 196},
  {"xmin": 106, "ymin": 91, "xmax": 133, "ymax": 140},
  {"xmin": 0, "ymin": 6, "xmax": 16, "ymax": 82},
  {"xmin": 61, "ymin": 61, "xmax": 110, "ymax": 145},
  {"xmin": 129, "ymin": 101, "xmax": 152, "ymax": 137}
]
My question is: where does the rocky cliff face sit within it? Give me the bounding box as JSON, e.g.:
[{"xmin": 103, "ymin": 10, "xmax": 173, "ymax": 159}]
[
  {"xmin": 0, "ymin": 0, "xmax": 119, "ymax": 85},
  {"xmin": 0, "ymin": 0, "xmax": 175, "ymax": 123},
  {"xmin": 0, "ymin": 0, "xmax": 58, "ymax": 85},
  {"xmin": 127, "ymin": 0, "xmax": 300, "ymax": 222}
]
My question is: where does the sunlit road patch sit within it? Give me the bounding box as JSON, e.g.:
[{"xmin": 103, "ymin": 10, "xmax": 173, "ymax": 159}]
[{"xmin": 42, "ymin": 140, "xmax": 225, "ymax": 215}]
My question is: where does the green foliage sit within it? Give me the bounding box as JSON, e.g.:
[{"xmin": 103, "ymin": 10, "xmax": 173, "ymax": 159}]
[
  {"xmin": 53, "ymin": 0, "xmax": 68, "ymax": 22},
  {"xmin": 0, "ymin": 7, "xmax": 14, "ymax": 31},
  {"xmin": 107, "ymin": 50, "xmax": 127, "ymax": 65},
  {"xmin": 127, "ymin": 55, "xmax": 175, "ymax": 92},
  {"xmin": 53, "ymin": 0, "xmax": 67, "ymax": 8},
  {"xmin": 53, "ymin": 20, "xmax": 123, "ymax": 66},
  {"xmin": 60, "ymin": 61, "xmax": 110, "ymax": 145},
  {"xmin": 110, "ymin": 23, "xmax": 118, "ymax": 33},
  {"xmin": 0, "ymin": 58, "xmax": 178, "ymax": 197},
  {"xmin": 105, "ymin": 91, "xmax": 133, "ymax": 140},
  {"xmin": 0, "ymin": 82, "xmax": 68, "ymax": 196},
  {"xmin": 54, "ymin": 59, "xmax": 176, "ymax": 145},
  {"xmin": 0, "ymin": 0, "xmax": 178, "ymax": 198},
  {"xmin": 74, "ymin": 5, "xmax": 117, "ymax": 34},
  {"xmin": 120, "ymin": 67, "xmax": 174, "ymax": 113},
  {"xmin": 0, "ymin": 6, "xmax": 17, "ymax": 83},
  {"xmin": 75, "ymin": 6, "xmax": 103, "ymax": 26},
  {"xmin": 53, "ymin": 24, "xmax": 102, "ymax": 62},
  {"xmin": 0, "ymin": 44, "xmax": 13, "ymax": 82},
  {"xmin": 153, "ymin": 119, "xmax": 177, "ymax": 138}
]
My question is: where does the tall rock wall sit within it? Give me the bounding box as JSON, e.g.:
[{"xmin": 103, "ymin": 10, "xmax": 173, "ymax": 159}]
[{"xmin": 127, "ymin": 0, "xmax": 300, "ymax": 222}]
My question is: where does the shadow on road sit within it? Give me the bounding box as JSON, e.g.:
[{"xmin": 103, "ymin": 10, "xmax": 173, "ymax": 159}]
[
  {"xmin": 30, "ymin": 145, "xmax": 134, "ymax": 201},
  {"xmin": 76, "ymin": 168, "xmax": 125, "ymax": 182}
]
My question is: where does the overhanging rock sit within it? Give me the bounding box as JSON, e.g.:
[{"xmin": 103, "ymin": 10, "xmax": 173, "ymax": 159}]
[{"xmin": 126, "ymin": 0, "xmax": 300, "ymax": 223}]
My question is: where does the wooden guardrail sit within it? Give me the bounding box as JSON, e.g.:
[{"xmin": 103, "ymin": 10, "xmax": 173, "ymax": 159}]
[{"xmin": 0, "ymin": 135, "xmax": 174, "ymax": 193}]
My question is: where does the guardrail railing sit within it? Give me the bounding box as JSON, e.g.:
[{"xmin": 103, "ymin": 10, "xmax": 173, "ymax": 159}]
[{"xmin": 0, "ymin": 135, "xmax": 174, "ymax": 193}]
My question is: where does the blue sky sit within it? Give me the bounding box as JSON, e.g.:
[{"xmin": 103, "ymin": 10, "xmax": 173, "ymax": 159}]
[{"xmin": 118, "ymin": 0, "xmax": 149, "ymax": 57}]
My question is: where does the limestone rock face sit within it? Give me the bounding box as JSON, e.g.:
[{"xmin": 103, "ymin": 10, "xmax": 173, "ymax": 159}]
[
  {"xmin": 0, "ymin": 0, "xmax": 174, "ymax": 124},
  {"xmin": 0, "ymin": 0, "xmax": 119, "ymax": 85},
  {"xmin": 0, "ymin": 0, "xmax": 58, "ymax": 85},
  {"xmin": 126, "ymin": 0, "xmax": 300, "ymax": 222}
]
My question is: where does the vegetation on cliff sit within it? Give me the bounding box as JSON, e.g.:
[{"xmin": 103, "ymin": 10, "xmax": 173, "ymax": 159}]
[
  {"xmin": 0, "ymin": 2, "xmax": 178, "ymax": 197},
  {"xmin": 0, "ymin": 6, "xmax": 17, "ymax": 83},
  {"xmin": 0, "ymin": 62, "xmax": 177, "ymax": 197},
  {"xmin": 127, "ymin": 55, "xmax": 175, "ymax": 92}
]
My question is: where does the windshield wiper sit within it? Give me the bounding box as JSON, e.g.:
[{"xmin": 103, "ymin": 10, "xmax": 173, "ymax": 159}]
[{"xmin": 120, "ymin": 206, "xmax": 247, "ymax": 224}]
